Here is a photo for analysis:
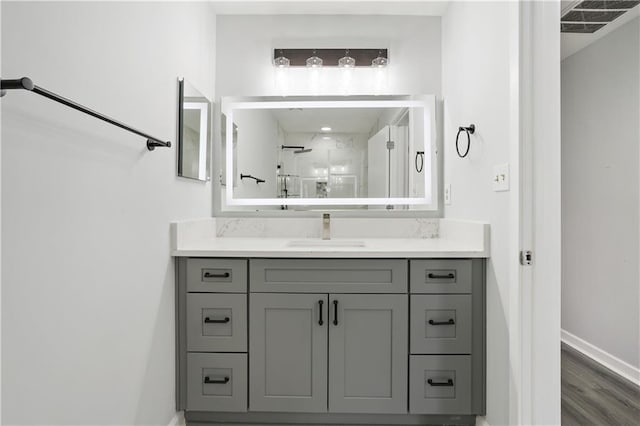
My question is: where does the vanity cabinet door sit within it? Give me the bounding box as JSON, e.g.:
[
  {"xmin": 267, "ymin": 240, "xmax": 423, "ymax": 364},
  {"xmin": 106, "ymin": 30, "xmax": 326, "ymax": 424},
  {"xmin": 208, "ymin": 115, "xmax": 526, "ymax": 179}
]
[
  {"xmin": 328, "ymin": 294, "xmax": 408, "ymax": 414},
  {"xmin": 249, "ymin": 293, "xmax": 328, "ymax": 413}
]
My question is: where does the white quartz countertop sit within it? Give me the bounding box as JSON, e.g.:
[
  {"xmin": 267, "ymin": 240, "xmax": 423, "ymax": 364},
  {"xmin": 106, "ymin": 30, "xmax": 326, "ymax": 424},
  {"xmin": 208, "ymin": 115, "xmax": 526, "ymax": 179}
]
[
  {"xmin": 171, "ymin": 218, "xmax": 490, "ymax": 258},
  {"xmin": 171, "ymin": 237, "xmax": 488, "ymax": 258}
]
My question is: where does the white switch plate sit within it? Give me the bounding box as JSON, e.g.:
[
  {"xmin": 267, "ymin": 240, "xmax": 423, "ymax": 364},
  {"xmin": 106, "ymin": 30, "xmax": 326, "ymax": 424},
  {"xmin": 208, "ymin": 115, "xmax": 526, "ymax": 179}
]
[
  {"xmin": 444, "ymin": 184, "xmax": 451, "ymax": 205},
  {"xmin": 493, "ymin": 163, "xmax": 510, "ymax": 192}
]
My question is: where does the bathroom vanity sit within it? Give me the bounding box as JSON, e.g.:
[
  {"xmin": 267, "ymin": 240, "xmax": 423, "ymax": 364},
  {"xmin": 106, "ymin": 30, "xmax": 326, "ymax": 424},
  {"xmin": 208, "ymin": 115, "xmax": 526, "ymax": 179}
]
[{"xmin": 173, "ymin": 219, "xmax": 488, "ymax": 425}]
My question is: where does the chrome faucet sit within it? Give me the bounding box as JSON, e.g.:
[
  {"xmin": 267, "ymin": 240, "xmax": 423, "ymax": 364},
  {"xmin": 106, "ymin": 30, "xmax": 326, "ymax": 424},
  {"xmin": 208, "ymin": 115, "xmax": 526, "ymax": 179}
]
[{"xmin": 322, "ymin": 213, "xmax": 331, "ymax": 240}]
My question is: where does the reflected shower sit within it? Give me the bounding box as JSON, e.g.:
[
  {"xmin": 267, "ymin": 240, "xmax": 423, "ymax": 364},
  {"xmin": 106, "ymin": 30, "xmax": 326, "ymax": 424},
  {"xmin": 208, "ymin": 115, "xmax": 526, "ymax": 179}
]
[{"xmin": 281, "ymin": 145, "xmax": 313, "ymax": 154}]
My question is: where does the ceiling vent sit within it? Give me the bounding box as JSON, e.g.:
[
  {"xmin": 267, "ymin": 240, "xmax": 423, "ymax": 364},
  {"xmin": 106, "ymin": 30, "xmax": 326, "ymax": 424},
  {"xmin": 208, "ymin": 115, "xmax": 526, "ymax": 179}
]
[{"xmin": 561, "ymin": 0, "xmax": 640, "ymax": 33}]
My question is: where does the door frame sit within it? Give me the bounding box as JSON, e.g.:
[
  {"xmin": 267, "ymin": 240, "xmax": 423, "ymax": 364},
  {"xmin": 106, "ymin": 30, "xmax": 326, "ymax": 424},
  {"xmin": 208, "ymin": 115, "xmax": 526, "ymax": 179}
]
[{"xmin": 510, "ymin": 1, "xmax": 562, "ymax": 425}]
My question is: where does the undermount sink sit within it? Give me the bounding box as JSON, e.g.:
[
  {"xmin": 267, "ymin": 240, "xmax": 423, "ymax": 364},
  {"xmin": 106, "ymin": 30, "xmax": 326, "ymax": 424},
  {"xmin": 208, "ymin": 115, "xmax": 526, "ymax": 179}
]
[{"xmin": 286, "ymin": 239, "xmax": 366, "ymax": 248}]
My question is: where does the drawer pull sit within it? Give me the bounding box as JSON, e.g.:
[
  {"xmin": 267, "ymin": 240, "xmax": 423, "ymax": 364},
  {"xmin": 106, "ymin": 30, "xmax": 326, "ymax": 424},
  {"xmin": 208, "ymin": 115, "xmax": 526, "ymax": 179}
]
[
  {"xmin": 318, "ymin": 300, "xmax": 324, "ymax": 326},
  {"xmin": 204, "ymin": 316, "xmax": 230, "ymax": 324},
  {"xmin": 428, "ymin": 273, "xmax": 455, "ymax": 279},
  {"xmin": 204, "ymin": 272, "xmax": 230, "ymax": 279},
  {"xmin": 204, "ymin": 376, "xmax": 230, "ymax": 384},
  {"xmin": 333, "ymin": 300, "xmax": 339, "ymax": 326},
  {"xmin": 428, "ymin": 318, "xmax": 455, "ymax": 326},
  {"xmin": 427, "ymin": 378, "xmax": 454, "ymax": 387}
]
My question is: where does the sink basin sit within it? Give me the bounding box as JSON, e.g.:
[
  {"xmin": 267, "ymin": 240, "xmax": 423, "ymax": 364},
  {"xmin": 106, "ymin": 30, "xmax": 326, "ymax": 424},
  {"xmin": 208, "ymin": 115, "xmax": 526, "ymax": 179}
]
[{"xmin": 286, "ymin": 240, "xmax": 366, "ymax": 248}]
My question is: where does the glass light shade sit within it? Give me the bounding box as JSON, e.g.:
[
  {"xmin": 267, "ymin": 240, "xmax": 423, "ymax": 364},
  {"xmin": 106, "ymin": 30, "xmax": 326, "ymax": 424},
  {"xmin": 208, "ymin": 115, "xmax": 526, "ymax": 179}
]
[
  {"xmin": 274, "ymin": 55, "xmax": 290, "ymax": 68},
  {"xmin": 371, "ymin": 55, "xmax": 388, "ymax": 68},
  {"xmin": 306, "ymin": 55, "xmax": 323, "ymax": 68},
  {"xmin": 338, "ymin": 55, "xmax": 356, "ymax": 68}
]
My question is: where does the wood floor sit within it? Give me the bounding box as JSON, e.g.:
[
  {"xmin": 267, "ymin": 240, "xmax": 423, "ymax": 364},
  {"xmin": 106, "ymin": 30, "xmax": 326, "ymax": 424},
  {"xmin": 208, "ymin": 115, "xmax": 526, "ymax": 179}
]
[{"xmin": 562, "ymin": 343, "xmax": 640, "ymax": 425}]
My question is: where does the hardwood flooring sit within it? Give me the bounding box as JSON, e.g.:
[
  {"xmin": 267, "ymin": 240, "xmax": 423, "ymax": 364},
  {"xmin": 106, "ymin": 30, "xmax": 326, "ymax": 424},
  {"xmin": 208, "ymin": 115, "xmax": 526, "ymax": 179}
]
[{"xmin": 562, "ymin": 343, "xmax": 640, "ymax": 425}]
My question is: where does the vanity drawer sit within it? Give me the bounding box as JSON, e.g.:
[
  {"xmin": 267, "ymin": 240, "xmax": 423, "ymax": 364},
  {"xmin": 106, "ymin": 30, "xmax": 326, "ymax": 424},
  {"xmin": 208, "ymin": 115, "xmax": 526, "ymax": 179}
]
[
  {"xmin": 410, "ymin": 295, "xmax": 471, "ymax": 354},
  {"xmin": 187, "ymin": 294, "xmax": 247, "ymax": 352},
  {"xmin": 187, "ymin": 353, "xmax": 247, "ymax": 412},
  {"xmin": 187, "ymin": 258, "xmax": 247, "ymax": 293},
  {"xmin": 410, "ymin": 259, "xmax": 472, "ymax": 294},
  {"xmin": 249, "ymin": 259, "xmax": 407, "ymax": 293},
  {"xmin": 409, "ymin": 355, "xmax": 471, "ymax": 414}
]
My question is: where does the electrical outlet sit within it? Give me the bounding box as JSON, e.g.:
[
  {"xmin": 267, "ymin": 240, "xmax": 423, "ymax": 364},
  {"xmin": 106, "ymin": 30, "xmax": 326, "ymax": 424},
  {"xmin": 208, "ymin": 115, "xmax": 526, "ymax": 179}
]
[
  {"xmin": 493, "ymin": 163, "xmax": 510, "ymax": 192},
  {"xmin": 444, "ymin": 184, "xmax": 452, "ymax": 205}
]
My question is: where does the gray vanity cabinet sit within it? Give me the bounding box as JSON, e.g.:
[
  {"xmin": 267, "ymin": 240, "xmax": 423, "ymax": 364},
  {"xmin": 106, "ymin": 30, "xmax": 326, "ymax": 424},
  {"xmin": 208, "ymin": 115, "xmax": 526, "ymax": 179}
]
[
  {"xmin": 249, "ymin": 293, "xmax": 328, "ymax": 413},
  {"xmin": 249, "ymin": 293, "xmax": 408, "ymax": 414},
  {"xmin": 328, "ymin": 294, "xmax": 408, "ymax": 413},
  {"xmin": 176, "ymin": 257, "xmax": 485, "ymax": 425}
]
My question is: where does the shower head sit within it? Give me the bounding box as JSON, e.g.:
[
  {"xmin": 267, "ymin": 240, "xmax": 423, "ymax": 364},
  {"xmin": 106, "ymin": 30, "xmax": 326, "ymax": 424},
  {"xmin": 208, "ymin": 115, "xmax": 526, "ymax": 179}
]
[
  {"xmin": 282, "ymin": 145, "xmax": 312, "ymax": 154},
  {"xmin": 293, "ymin": 148, "xmax": 312, "ymax": 154}
]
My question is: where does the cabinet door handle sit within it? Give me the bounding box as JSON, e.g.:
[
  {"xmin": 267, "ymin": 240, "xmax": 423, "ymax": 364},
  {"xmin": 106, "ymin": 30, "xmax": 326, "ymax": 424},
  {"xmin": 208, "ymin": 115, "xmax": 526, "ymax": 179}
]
[
  {"xmin": 204, "ymin": 316, "xmax": 230, "ymax": 324},
  {"xmin": 428, "ymin": 273, "xmax": 455, "ymax": 279},
  {"xmin": 428, "ymin": 318, "xmax": 455, "ymax": 326},
  {"xmin": 204, "ymin": 271, "xmax": 230, "ymax": 278},
  {"xmin": 333, "ymin": 300, "xmax": 339, "ymax": 326},
  {"xmin": 318, "ymin": 300, "xmax": 324, "ymax": 326},
  {"xmin": 427, "ymin": 378, "xmax": 454, "ymax": 387},
  {"xmin": 204, "ymin": 376, "xmax": 230, "ymax": 384}
]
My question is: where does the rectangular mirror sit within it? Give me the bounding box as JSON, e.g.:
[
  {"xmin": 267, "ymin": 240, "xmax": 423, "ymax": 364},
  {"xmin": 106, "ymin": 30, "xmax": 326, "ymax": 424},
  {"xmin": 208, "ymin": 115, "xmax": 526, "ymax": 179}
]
[
  {"xmin": 220, "ymin": 95, "xmax": 436, "ymax": 210},
  {"xmin": 177, "ymin": 78, "xmax": 211, "ymax": 181}
]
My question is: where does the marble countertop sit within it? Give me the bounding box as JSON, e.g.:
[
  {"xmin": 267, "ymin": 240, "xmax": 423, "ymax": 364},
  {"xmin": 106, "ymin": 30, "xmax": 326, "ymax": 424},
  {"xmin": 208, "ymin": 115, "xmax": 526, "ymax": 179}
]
[{"xmin": 171, "ymin": 218, "xmax": 490, "ymax": 258}]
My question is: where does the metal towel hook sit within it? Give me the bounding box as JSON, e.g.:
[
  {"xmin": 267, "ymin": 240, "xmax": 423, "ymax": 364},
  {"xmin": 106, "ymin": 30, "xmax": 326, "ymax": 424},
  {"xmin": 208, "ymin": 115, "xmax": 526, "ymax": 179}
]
[{"xmin": 455, "ymin": 124, "xmax": 476, "ymax": 158}]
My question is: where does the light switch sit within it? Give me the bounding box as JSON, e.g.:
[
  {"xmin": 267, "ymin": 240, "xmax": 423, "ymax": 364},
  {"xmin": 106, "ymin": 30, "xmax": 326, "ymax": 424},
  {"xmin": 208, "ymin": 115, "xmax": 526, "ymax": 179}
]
[
  {"xmin": 444, "ymin": 184, "xmax": 452, "ymax": 205},
  {"xmin": 493, "ymin": 163, "xmax": 510, "ymax": 192}
]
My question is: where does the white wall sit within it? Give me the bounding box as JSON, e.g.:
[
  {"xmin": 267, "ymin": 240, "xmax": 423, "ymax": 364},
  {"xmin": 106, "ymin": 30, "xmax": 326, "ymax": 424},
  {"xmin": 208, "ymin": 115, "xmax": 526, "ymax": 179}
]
[
  {"xmin": 215, "ymin": 15, "xmax": 441, "ymax": 97},
  {"xmin": 214, "ymin": 15, "xmax": 442, "ymax": 214},
  {"xmin": 442, "ymin": 2, "xmax": 512, "ymax": 425},
  {"xmin": 1, "ymin": 2, "xmax": 216, "ymax": 424},
  {"xmin": 561, "ymin": 18, "xmax": 640, "ymax": 369}
]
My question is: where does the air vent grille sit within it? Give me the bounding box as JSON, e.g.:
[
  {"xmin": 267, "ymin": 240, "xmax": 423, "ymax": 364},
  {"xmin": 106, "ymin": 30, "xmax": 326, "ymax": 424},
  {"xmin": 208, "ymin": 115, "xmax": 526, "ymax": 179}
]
[
  {"xmin": 561, "ymin": 22, "xmax": 607, "ymax": 33},
  {"xmin": 563, "ymin": 10, "xmax": 626, "ymax": 21},
  {"xmin": 575, "ymin": 1, "xmax": 640, "ymax": 9},
  {"xmin": 561, "ymin": 0, "xmax": 640, "ymax": 33}
]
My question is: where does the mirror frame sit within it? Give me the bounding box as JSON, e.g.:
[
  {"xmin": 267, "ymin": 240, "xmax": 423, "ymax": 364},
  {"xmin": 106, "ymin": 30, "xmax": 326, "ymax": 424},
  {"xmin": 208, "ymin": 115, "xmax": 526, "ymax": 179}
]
[
  {"xmin": 221, "ymin": 95, "xmax": 438, "ymax": 209},
  {"xmin": 177, "ymin": 77, "xmax": 212, "ymax": 182}
]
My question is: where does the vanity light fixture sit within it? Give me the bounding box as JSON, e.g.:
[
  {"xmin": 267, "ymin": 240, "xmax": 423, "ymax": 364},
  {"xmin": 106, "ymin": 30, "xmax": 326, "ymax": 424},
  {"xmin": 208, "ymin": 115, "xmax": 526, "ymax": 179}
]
[
  {"xmin": 273, "ymin": 49, "xmax": 290, "ymax": 68},
  {"xmin": 321, "ymin": 126, "xmax": 332, "ymax": 132},
  {"xmin": 371, "ymin": 50, "xmax": 388, "ymax": 68},
  {"xmin": 338, "ymin": 49, "xmax": 356, "ymax": 68},
  {"xmin": 273, "ymin": 49, "xmax": 387, "ymax": 68},
  {"xmin": 306, "ymin": 50, "xmax": 323, "ymax": 68}
]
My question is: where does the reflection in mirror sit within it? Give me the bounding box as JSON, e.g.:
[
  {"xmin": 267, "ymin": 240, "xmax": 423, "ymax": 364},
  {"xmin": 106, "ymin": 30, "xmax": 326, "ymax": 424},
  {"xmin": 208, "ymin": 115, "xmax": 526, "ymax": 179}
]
[
  {"xmin": 221, "ymin": 97, "xmax": 436, "ymax": 211},
  {"xmin": 177, "ymin": 78, "xmax": 211, "ymax": 181}
]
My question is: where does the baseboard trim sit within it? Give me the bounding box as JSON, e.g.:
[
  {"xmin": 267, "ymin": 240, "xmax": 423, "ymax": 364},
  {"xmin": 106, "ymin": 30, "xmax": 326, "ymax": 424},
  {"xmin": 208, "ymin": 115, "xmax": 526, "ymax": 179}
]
[
  {"xmin": 561, "ymin": 329, "xmax": 640, "ymax": 386},
  {"xmin": 168, "ymin": 411, "xmax": 185, "ymax": 426}
]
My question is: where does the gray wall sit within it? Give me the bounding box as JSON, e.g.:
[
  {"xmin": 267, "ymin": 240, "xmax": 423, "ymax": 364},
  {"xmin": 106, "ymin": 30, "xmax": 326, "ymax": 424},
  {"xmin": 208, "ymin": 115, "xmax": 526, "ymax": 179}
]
[
  {"xmin": 1, "ymin": 2, "xmax": 216, "ymax": 424},
  {"xmin": 561, "ymin": 18, "xmax": 640, "ymax": 369}
]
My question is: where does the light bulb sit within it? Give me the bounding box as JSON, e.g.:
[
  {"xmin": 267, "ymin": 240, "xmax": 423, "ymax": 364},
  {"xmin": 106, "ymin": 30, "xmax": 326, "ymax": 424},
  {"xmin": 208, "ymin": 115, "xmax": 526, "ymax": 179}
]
[
  {"xmin": 372, "ymin": 51, "xmax": 388, "ymax": 68},
  {"xmin": 306, "ymin": 55, "xmax": 323, "ymax": 68},
  {"xmin": 338, "ymin": 50, "xmax": 356, "ymax": 68},
  {"xmin": 274, "ymin": 49, "xmax": 290, "ymax": 68}
]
